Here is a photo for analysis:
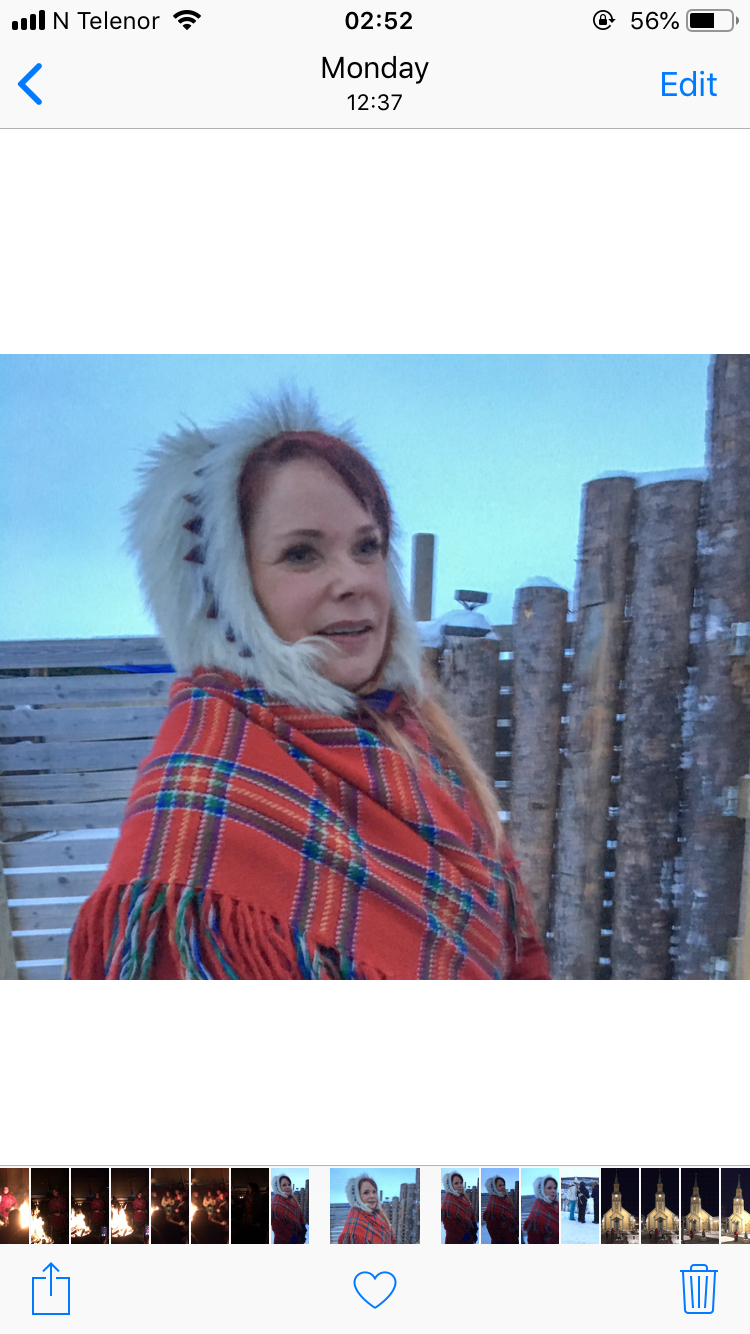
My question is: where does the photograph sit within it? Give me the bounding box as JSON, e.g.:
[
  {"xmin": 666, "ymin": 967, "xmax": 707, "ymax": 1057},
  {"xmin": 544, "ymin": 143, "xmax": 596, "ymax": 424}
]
[
  {"xmin": 441, "ymin": 1169, "xmax": 479, "ymax": 1245},
  {"xmin": 721, "ymin": 1170, "xmax": 750, "ymax": 1242},
  {"xmin": 560, "ymin": 1170, "xmax": 599, "ymax": 1244},
  {"xmin": 0, "ymin": 1169, "xmax": 29, "ymax": 1244},
  {"xmin": 3, "ymin": 354, "xmax": 748, "ymax": 986},
  {"xmin": 331, "ymin": 1168, "xmax": 419, "ymax": 1244},
  {"xmin": 640, "ymin": 1169, "xmax": 680, "ymax": 1243},
  {"xmin": 150, "ymin": 1169, "xmax": 189, "ymax": 1244},
  {"xmin": 270, "ymin": 1170, "xmax": 308, "ymax": 1245},
  {"xmin": 600, "ymin": 1169, "xmax": 639, "ymax": 1243},
  {"xmin": 110, "ymin": 1168, "xmax": 149, "ymax": 1244},
  {"xmin": 190, "ymin": 1169, "xmax": 229, "ymax": 1244},
  {"xmin": 230, "ymin": 1169, "xmax": 269, "ymax": 1245},
  {"xmin": 682, "ymin": 1170, "xmax": 720, "ymax": 1243},
  {"xmin": 71, "ymin": 1167, "xmax": 109, "ymax": 1244},
  {"xmin": 521, "ymin": 1169, "xmax": 559, "ymax": 1245},
  {"xmin": 481, "ymin": 1169, "xmax": 519, "ymax": 1244},
  {"xmin": 30, "ymin": 1168, "xmax": 69, "ymax": 1245}
]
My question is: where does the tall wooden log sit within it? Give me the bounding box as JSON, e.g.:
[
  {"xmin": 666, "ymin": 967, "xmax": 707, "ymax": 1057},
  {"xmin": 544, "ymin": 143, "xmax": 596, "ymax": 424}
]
[
  {"xmin": 411, "ymin": 533, "xmax": 435, "ymax": 621},
  {"xmin": 611, "ymin": 479, "xmax": 702, "ymax": 979},
  {"xmin": 552, "ymin": 476, "xmax": 635, "ymax": 979},
  {"xmin": 439, "ymin": 636, "xmax": 501, "ymax": 786},
  {"xmin": 0, "ymin": 858, "xmax": 17, "ymax": 981},
  {"xmin": 510, "ymin": 584, "xmax": 568, "ymax": 936},
  {"xmin": 677, "ymin": 355, "xmax": 750, "ymax": 978}
]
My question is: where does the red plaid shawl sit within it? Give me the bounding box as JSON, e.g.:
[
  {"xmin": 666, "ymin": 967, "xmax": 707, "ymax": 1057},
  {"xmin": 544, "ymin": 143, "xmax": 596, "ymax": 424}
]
[
  {"xmin": 442, "ymin": 1192, "xmax": 477, "ymax": 1244},
  {"xmin": 483, "ymin": 1194, "xmax": 518, "ymax": 1243},
  {"xmin": 524, "ymin": 1198, "xmax": 559, "ymax": 1244},
  {"xmin": 271, "ymin": 1193, "xmax": 305, "ymax": 1244},
  {"xmin": 338, "ymin": 1207, "xmax": 394, "ymax": 1245},
  {"xmin": 67, "ymin": 669, "xmax": 548, "ymax": 981}
]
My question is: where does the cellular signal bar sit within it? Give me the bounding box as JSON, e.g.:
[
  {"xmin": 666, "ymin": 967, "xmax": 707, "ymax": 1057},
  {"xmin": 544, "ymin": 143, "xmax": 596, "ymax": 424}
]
[{"xmin": 11, "ymin": 9, "xmax": 46, "ymax": 29}]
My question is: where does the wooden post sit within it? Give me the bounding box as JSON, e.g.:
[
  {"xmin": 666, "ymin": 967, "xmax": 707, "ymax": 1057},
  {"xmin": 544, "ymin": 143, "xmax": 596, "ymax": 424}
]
[
  {"xmin": 551, "ymin": 476, "xmax": 635, "ymax": 979},
  {"xmin": 0, "ymin": 856, "xmax": 17, "ymax": 980},
  {"xmin": 439, "ymin": 636, "xmax": 501, "ymax": 787},
  {"xmin": 510, "ymin": 584, "xmax": 568, "ymax": 937},
  {"xmin": 611, "ymin": 479, "xmax": 702, "ymax": 979},
  {"xmin": 729, "ymin": 776, "xmax": 750, "ymax": 979},
  {"xmin": 411, "ymin": 533, "xmax": 435, "ymax": 622},
  {"xmin": 677, "ymin": 355, "xmax": 750, "ymax": 979}
]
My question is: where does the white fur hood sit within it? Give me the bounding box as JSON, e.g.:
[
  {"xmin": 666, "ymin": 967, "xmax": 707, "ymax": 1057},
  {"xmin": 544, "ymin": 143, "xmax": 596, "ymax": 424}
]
[
  {"xmin": 486, "ymin": 1176, "xmax": 507, "ymax": 1197},
  {"xmin": 271, "ymin": 1175, "xmax": 291, "ymax": 1198},
  {"xmin": 533, "ymin": 1175, "xmax": 558, "ymax": 1202},
  {"xmin": 345, "ymin": 1175, "xmax": 377, "ymax": 1211},
  {"xmin": 443, "ymin": 1172, "xmax": 466, "ymax": 1196},
  {"xmin": 127, "ymin": 388, "xmax": 425, "ymax": 715}
]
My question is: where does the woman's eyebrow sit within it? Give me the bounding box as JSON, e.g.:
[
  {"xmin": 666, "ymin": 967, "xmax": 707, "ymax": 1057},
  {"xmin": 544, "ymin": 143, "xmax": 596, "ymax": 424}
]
[{"xmin": 280, "ymin": 523, "xmax": 378, "ymax": 539}]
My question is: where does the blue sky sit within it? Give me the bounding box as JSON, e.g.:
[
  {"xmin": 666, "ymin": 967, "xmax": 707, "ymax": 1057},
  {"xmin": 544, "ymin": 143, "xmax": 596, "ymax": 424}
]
[
  {"xmin": 521, "ymin": 1169, "xmax": 559, "ymax": 1195},
  {"xmin": 442, "ymin": 1168, "xmax": 479, "ymax": 1191},
  {"xmin": 330, "ymin": 1168, "xmax": 418, "ymax": 1204},
  {"xmin": 1, "ymin": 355, "xmax": 710, "ymax": 640}
]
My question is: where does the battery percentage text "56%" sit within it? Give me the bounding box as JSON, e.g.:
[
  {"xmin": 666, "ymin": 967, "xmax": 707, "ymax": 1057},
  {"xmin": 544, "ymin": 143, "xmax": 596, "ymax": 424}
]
[{"xmin": 632, "ymin": 11, "xmax": 680, "ymax": 26}]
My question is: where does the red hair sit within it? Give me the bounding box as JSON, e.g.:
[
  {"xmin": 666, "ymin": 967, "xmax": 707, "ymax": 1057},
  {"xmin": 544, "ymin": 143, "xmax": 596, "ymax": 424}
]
[{"xmin": 238, "ymin": 431, "xmax": 392, "ymax": 550}]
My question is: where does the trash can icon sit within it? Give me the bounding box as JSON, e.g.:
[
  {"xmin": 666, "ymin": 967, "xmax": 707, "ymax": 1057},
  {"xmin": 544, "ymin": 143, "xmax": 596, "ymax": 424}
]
[{"xmin": 681, "ymin": 1264, "xmax": 717, "ymax": 1314}]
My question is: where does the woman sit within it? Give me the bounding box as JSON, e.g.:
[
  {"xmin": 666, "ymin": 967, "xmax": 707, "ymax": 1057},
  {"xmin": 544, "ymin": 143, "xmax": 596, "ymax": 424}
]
[
  {"xmin": 90, "ymin": 1191, "xmax": 106, "ymax": 1234},
  {"xmin": 577, "ymin": 1180, "xmax": 589, "ymax": 1224},
  {"xmin": 132, "ymin": 1191, "xmax": 148, "ymax": 1229},
  {"xmin": 338, "ymin": 1175, "xmax": 394, "ymax": 1244},
  {"xmin": 271, "ymin": 1174, "xmax": 306, "ymax": 1244},
  {"xmin": 66, "ymin": 391, "xmax": 548, "ymax": 982},
  {"xmin": 243, "ymin": 1181, "xmax": 266, "ymax": 1244},
  {"xmin": 568, "ymin": 1179, "xmax": 578, "ymax": 1221},
  {"xmin": 523, "ymin": 1176, "xmax": 559, "ymax": 1245},
  {"xmin": 442, "ymin": 1172, "xmax": 477, "ymax": 1244},
  {"xmin": 0, "ymin": 1186, "xmax": 17, "ymax": 1225},
  {"xmin": 48, "ymin": 1188, "xmax": 67, "ymax": 1242},
  {"xmin": 482, "ymin": 1175, "xmax": 517, "ymax": 1244}
]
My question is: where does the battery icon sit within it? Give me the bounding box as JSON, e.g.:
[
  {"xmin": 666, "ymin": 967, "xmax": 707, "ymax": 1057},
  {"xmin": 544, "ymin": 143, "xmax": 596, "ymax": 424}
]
[{"xmin": 686, "ymin": 9, "xmax": 736, "ymax": 27}]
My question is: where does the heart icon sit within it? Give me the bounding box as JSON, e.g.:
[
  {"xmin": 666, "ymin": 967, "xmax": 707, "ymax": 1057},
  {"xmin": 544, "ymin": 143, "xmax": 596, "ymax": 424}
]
[{"xmin": 353, "ymin": 1272, "xmax": 397, "ymax": 1309}]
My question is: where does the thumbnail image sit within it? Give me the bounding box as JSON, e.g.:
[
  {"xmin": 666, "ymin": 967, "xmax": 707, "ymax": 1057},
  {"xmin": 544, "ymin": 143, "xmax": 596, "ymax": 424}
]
[
  {"xmin": 30, "ymin": 1169, "xmax": 69, "ymax": 1244},
  {"xmin": 441, "ymin": 1169, "xmax": 479, "ymax": 1245},
  {"xmin": 331, "ymin": 1169, "xmax": 420, "ymax": 1244},
  {"xmin": 640, "ymin": 1169, "xmax": 679, "ymax": 1243},
  {"xmin": 230, "ymin": 1168, "xmax": 269, "ymax": 1244},
  {"xmin": 71, "ymin": 1167, "xmax": 109, "ymax": 1243},
  {"xmin": 721, "ymin": 1170, "xmax": 750, "ymax": 1242},
  {"xmin": 560, "ymin": 1169, "xmax": 599, "ymax": 1244},
  {"xmin": 270, "ymin": 1170, "xmax": 308, "ymax": 1244},
  {"xmin": 521, "ymin": 1169, "xmax": 559, "ymax": 1245},
  {"xmin": 110, "ymin": 1168, "xmax": 149, "ymax": 1244},
  {"xmin": 150, "ymin": 1169, "xmax": 189, "ymax": 1244},
  {"xmin": 480, "ymin": 1169, "xmax": 519, "ymax": 1244},
  {"xmin": 190, "ymin": 1169, "xmax": 229, "ymax": 1244},
  {"xmin": 601, "ymin": 1169, "xmax": 639, "ymax": 1243},
  {"xmin": 0, "ymin": 1168, "xmax": 29, "ymax": 1244},
  {"xmin": 682, "ymin": 1169, "xmax": 720, "ymax": 1243}
]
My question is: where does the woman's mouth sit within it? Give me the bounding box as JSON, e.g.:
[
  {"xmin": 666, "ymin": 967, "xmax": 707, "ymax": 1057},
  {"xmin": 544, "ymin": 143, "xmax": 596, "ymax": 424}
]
[{"xmin": 319, "ymin": 622, "xmax": 373, "ymax": 641}]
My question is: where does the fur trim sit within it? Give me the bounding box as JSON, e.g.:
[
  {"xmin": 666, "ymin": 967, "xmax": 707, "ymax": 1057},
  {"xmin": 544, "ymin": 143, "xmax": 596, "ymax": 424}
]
[
  {"xmin": 443, "ymin": 1172, "xmax": 465, "ymax": 1196},
  {"xmin": 127, "ymin": 387, "xmax": 425, "ymax": 715},
  {"xmin": 345, "ymin": 1175, "xmax": 377, "ymax": 1211},
  {"xmin": 486, "ymin": 1175, "xmax": 507, "ymax": 1197},
  {"xmin": 533, "ymin": 1175, "xmax": 558, "ymax": 1202},
  {"xmin": 272, "ymin": 1174, "xmax": 292, "ymax": 1197}
]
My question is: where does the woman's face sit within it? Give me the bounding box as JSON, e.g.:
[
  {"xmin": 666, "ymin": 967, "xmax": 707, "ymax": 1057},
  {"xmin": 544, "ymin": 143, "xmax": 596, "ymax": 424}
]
[
  {"xmin": 495, "ymin": 1178, "xmax": 505, "ymax": 1193},
  {"xmin": 544, "ymin": 1179, "xmax": 557, "ymax": 1201},
  {"xmin": 280, "ymin": 1178, "xmax": 292, "ymax": 1196},
  {"xmin": 452, "ymin": 1175, "xmax": 464, "ymax": 1192},
  {"xmin": 359, "ymin": 1180, "xmax": 379, "ymax": 1209},
  {"xmin": 247, "ymin": 459, "xmax": 391, "ymax": 691}
]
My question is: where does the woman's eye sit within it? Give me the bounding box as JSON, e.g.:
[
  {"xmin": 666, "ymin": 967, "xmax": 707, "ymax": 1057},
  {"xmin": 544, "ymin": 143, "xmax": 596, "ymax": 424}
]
[
  {"xmin": 357, "ymin": 537, "xmax": 381, "ymax": 556},
  {"xmin": 283, "ymin": 545, "xmax": 316, "ymax": 564}
]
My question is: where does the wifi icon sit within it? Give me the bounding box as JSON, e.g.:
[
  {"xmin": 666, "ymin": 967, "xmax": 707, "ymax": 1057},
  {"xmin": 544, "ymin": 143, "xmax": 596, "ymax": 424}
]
[{"xmin": 173, "ymin": 8, "xmax": 200, "ymax": 27}]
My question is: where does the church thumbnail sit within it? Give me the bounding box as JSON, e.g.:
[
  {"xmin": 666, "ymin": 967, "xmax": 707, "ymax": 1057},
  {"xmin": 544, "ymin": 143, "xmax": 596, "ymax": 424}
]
[
  {"xmin": 681, "ymin": 1169, "xmax": 720, "ymax": 1243},
  {"xmin": 721, "ymin": 1169, "xmax": 750, "ymax": 1242},
  {"xmin": 640, "ymin": 1169, "xmax": 679, "ymax": 1243},
  {"xmin": 600, "ymin": 1168, "xmax": 639, "ymax": 1243},
  {"xmin": 0, "ymin": 1168, "xmax": 29, "ymax": 1244}
]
